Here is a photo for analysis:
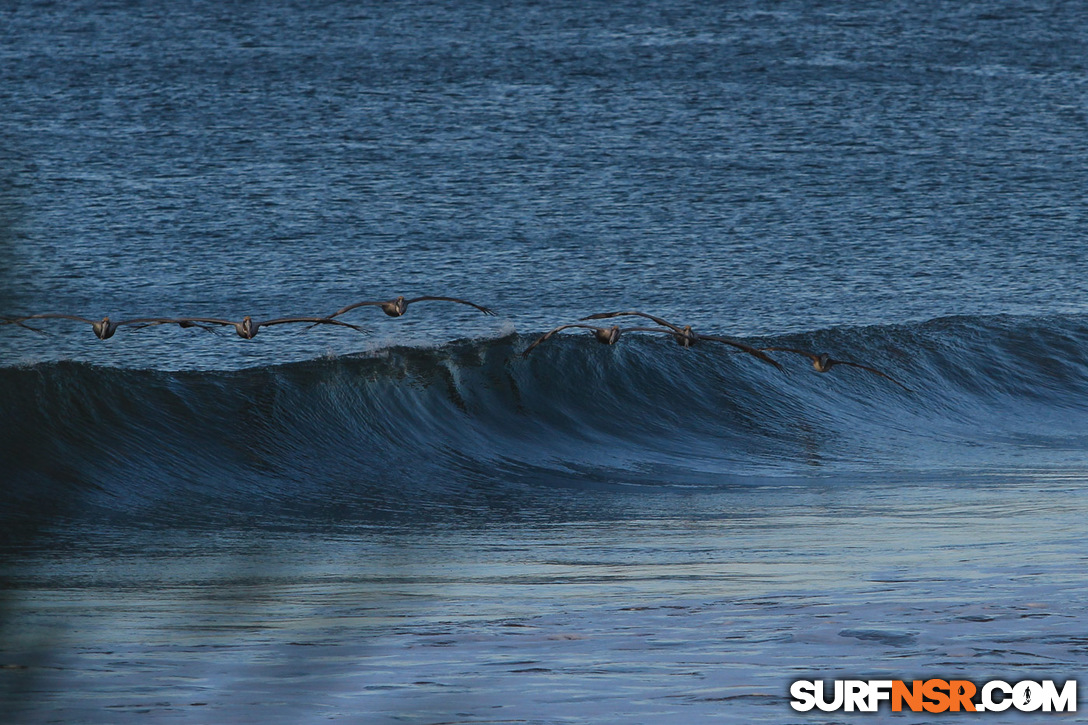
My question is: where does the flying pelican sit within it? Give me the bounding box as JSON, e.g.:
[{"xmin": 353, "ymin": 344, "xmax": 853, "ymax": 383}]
[
  {"xmin": 167, "ymin": 315, "xmax": 365, "ymax": 339},
  {"xmin": 759, "ymin": 347, "xmax": 913, "ymax": 391},
  {"xmin": 325, "ymin": 295, "xmax": 495, "ymax": 319},
  {"xmin": 581, "ymin": 310, "xmax": 781, "ymax": 369},
  {"xmin": 522, "ymin": 324, "xmax": 682, "ymax": 357},
  {"xmin": 1, "ymin": 314, "xmax": 194, "ymax": 340}
]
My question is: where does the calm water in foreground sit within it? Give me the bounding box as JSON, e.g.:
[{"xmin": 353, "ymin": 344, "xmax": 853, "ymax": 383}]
[{"xmin": 4, "ymin": 476, "xmax": 1088, "ymax": 723}]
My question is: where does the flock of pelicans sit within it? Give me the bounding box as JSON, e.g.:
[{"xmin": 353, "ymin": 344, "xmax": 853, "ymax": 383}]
[{"xmin": 1, "ymin": 294, "xmax": 913, "ymax": 391}]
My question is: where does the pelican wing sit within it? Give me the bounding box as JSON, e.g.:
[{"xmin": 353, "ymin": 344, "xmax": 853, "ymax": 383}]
[
  {"xmin": 0, "ymin": 316, "xmax": 47, "ymax": 334},
  {"xmin": 261, "ymin": 316, "xmax": 365, "ymax": 331},
  {"xmin": 125, "ymin": 318, "xmax": 222, "ymax": 332},
  {"xmin": 835, "ymin": 360, "xmax": 914, "ymax": 392},
  {"xmin": 406, "ymin": 296, "xmax": 496, "ymax": 316},
  {"xmin": 622, "ymin": 326, "xmax": 702, "ymax": 345},
  {"xmin": 168, "ymin": 317, "xmax": 238, "ymax": 327},
  {"xmin": 758, "ymin": 346, "xmax": 819, "ymax": 361},
  {"xmin": 700, "ymin": 335, "xmax": 783, "ymax": 369},
  {"xmin": 325, "ymin": 300, "xmax": 387, "ymax": 318},
  {"xmin": 522, "ymin": 324, "xmax": 601, "ymax": 357},
  {"xmin": 580, "ymin": 311, "xmax": 683, "ymax": 332},
  {"xmin": 115, "ymin": 317, "xmax": 196, "ymax": 327},
  {"xmin": 7, "ymin": 313, "xmax": 96, "ymax": 325},
  {"xmin": 623, "ymin": 326, "xmax": 691, "ymax": 336}
]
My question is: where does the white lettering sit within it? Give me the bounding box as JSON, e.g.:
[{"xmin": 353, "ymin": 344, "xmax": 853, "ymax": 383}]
[
  {"xmin": 867, "ymin": 680, "xmax": 893, "ymax": 711},
  {"xmin": 844, "ymin": 680, "xmax": 868, "ymax": 712},
  {"xmin": 1040, "ymin": 680, "xmax": 1076, "ymax": 712},
  {"xmin": 814, "ymin": 680, "xmax": 844, "ymax": 712},
  {"xmin": 789, "ymin": 681, "xmax": 817, "ymax": 712},
  {"xmin": 791, "ymin": 677, "xmax": 1077, "ymax": 713},
  {"xmin": 982, "ymin": 680, "xmax": 1013, "ymax": 712}
]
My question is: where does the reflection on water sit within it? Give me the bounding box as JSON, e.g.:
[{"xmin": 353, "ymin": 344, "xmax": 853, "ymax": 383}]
[{"xmin": 3, "ymin": 477, "xmax": 1086, "ymax": 724}]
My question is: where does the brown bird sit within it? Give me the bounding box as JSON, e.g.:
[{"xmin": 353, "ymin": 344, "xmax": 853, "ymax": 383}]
[
  {"xmin": 129, "ymin": 319, "xmax": 220, "ymax": 332},
  {"xmin": 1, "ymin": 313, "xmax": 192, "ymax": 340},
  {"xmin": 581, "ymin": 310, "xmax": 781, "ymax": 369},
  {"xmin": 759, "ymin": 347, "xmax": 913, "ymax": 392},
  {"xmin": 166, "ymin": 315, "xmax": 365, "ymax": 339},
  {"xmin": 522, "ymin": 324, "xmax": 680, "ymax": 357},
  {"xmin": 326, "ymin": 295, "xmax": 495, "ymax": 319}
]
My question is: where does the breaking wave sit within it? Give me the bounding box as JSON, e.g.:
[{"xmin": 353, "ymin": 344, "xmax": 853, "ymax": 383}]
[{"xmin": 4, "ymin": 314, "xmax": 1088, "ymax": 530}]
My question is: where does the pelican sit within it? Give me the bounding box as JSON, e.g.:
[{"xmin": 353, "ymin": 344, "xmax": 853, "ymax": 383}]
[
  {"xmin": 326, "ymin": 295, "xmax": 495, "ymax": 319},
  {"xmin": 1, "ymin": 314, "xmax": 191, "ymax": 340},
  {"xmin": 581, "ymin": 311, "xmax": 781, "ymax": 369},
  {"xmin": 760, "ymin": 347, "xmax": 913, "ymax": 391},
  {"xmin": 522, "ymin": 324, "xmax": 679, "ymax": 357},
  {"xmin": 168, "ymin": 315, "xmax": 365, "ymax": 339}
]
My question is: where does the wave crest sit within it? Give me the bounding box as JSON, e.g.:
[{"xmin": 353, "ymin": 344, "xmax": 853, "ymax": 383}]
[{"xmin": 4, "ymin": 315, "xmax": 1088, "ymax": 527}]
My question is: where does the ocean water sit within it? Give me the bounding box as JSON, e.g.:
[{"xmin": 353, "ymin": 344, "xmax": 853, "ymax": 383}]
[{"xmin": 2, "ymin": 0, "xmax": 1088, "ymax": 722}]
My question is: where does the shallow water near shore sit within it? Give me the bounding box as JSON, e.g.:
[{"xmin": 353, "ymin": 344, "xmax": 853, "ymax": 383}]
[{"xmin": 4, "ymin": 474, "xmax": 1087, "ymax": 724}]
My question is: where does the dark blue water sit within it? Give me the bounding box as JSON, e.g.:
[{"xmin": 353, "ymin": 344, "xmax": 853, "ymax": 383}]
[{"xmin": 3, "ymin": 1, "xmax": 1088, "ymax": 722}]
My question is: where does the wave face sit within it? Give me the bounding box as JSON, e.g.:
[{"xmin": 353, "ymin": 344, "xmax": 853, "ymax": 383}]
[{"xmin": 4, "ymin": 314, "xmax": 1088, "ymax": 529}]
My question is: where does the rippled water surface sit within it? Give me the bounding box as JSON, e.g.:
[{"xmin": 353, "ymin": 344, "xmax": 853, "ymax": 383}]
[
  {"xmin": 3, "ymin": 0, "xmax": 1088, "ymax": 722},
  {"xmin": 6, "ymin": 478, "xmax": 1088, "ymax": 724}
]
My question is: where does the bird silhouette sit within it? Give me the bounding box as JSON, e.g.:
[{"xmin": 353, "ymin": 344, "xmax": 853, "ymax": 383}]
[
  {"xmin": 166, "ymin": 315, "xmax": 365, "ymax": 339},
  {"xmin": 759, "ymin": 347, "xmax": 913, "ymax": 391},
  {"xmin": 1, "ymin": 314, "xmax": 192, "ymax": 340},
  {"xmin": 326, "ymin": 295, "xmax": 495, "ymax": 319},
  {"xmin": 581, "ymin": 310, "xmax": 781, "ymax": 369},
  {"xmin": 522, "ymin": 324, "xmax": 684, "ymax": 357}
]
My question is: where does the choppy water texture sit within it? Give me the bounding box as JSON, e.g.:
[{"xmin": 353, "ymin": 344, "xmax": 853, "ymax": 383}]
[{"xmin": 2, "ymin": 0, "xmax": 1088, "ymax": 722}]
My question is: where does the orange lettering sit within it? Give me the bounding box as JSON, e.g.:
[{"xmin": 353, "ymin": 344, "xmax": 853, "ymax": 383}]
[
  {"xmin": 948, "ymin": 680, "xmax": 976, "ymax": 712},
  {"xmin": 922, "ymin": 679, "xmax": 950, "ymax": 713},
  {"xmin": 892, "ymin": 680, "xmax": 924, "ymax": 712}
]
